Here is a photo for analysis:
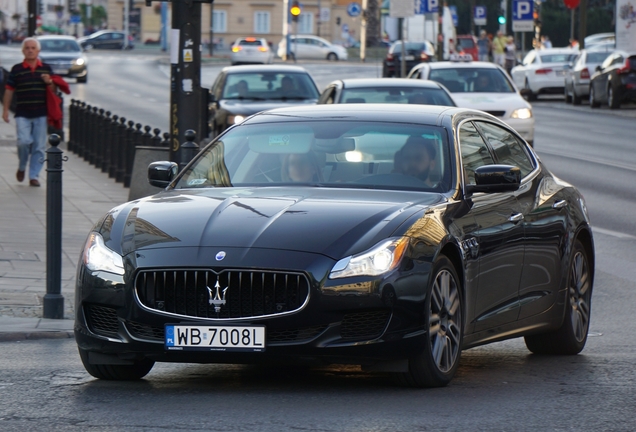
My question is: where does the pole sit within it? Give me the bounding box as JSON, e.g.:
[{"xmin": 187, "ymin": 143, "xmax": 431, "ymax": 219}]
[
  {"xmin": 124, "ymin": 0, "xmax": 130, "ymax": 49},
  {"xmin": 27, "ymin": 0, "xmax": 36, "ymax": 36},
  {"xmin": 43, "ymin": 134, "xmax": 64, "ymax": 319},
  {"xmin": 209, "ymin": 2, "xmax": 214, "ymax": 56},
  {"xmin": 578, "ymin": 0, "xmax": 587, "ymax": 48},
  {"xmin": 570, "ymin": 8, "xmax": 575, "ymax": 42},
  {"xmin": 161, "ymin": 2, "xmax": 168, "ymax": 52},
  {"xmin": 360, "ymin": 0, "xmax": 367, "ymax": 62},
  {"xmin": 437, "ymin": 9, "xmax": 443, "ymax": 61},
  {"xmin": 284, "ymin": 0, "xmax": 291, "ymax": 61},
  {"xmin": 170, "ymin": 0, "xmax": 204, "ymax": 165},
  {"xmin": 317, "ymin": 0, "xmax": 321, "ymax": 37}
]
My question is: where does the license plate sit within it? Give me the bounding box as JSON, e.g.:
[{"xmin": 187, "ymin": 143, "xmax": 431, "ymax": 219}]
[
  {"xmin": 53, "ymin": 69, "xmax": 69, "ymax": 75},
  {"xmin": 165, "ymin": 324, "xmax": 265, "ymax": 352},
  {"xmin": 556, "ymin": 70, "xmax": 565, "ymax": 76},
  {"xmin": 404, "ymin": 55, "xmax": 415, "ymax": 61}
]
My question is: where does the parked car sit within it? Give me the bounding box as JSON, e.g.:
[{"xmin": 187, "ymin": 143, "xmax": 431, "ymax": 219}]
[
  {"xmin": 408, "ymin": 59, "xmax": 535, "ymax": 145},
  {"xmin": 230, "ymin": 37, "xmax": 274, "ymax": 65},
  {"xmin": 208, "ymin": 65, "xmax": 320, "ymax": 137},
  {"xmin": 510, "ymin": 48, "xmax": 578, "ymax": 101},
  {"xmin": 277, "ymin": 35, "xmax": 347, "ymax": 61},
  {"xmin": 564, "ymin": 49, "xmax": 612, "ymax": 105},
  {"xmin": 382, "ymin": 40, "xmax": 436, "ymax": 77},
  {"xmin": 318, "ymin": 78, "xmax": 456, "ymax": 107},
  {"xmin": 584, "ymin": 32, "xmax": 615, "ymax": 48},
  {"xmin": 456, "ymin": 34, "xmax": 478, "ymax": 61},
  {"xmin": 78, "ymin": 30, "xmax": 133, "ymax": 50},
  {"xmin": 74, "ymin": 104, "xmax": 594, "ymax": 388},
  {"xmin": 37, "ymin": 35, "xmax": 88, "ymax": 83},
  {"xmin": 589, "ymin": 50, "xmax": 636, "ymax": 109}
]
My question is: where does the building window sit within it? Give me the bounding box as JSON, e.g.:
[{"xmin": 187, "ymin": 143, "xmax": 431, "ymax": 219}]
[
  {"xmin": 212, "ymin": 10, "xmax": 227, "ymax": 33},
  {"xmin": 254, "ymin": 11, "xmax": 270, "ymax": 34},
  {"xmin": 298, "ymin": 13, "xmax": 314, "ymax": 34}
]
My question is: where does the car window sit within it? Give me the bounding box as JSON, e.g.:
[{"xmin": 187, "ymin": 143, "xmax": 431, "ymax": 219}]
[
  {"xmin": 539, "ymin": 53, "xmax": 575, "ymax": 63},
  {"xmin": 222, "ymin": 72, "xmax": 319, "ymax": 100},
  {"xmin": 238, "ymin": 39, "xmax": 263, "ymax": 46},
  {"xmin": 522, "ymin": 51, "xmax": 536, "ymax": 66},
  {"xmin": 339, "ymin": 87, "xmax": 455, "ymax": 106},
  {"xmin": 458, "ymin": 122, "xmax": 494, "ymax": 186},
  {"xmin": 429, "ymin": 68, "xmax": 514, "ymax": 93},
  {"xmin": 96, "ymin": 34, "xmax": 110, "ymax": 41},
  {"xmin": 39, "ymin": 39, "xmax": 81, "ymax": 52},
  {"xmin": 458, "ymin": 38, "xmax": 475, "ymax": 49},
  {"xmin": 475, "ymin": 122, "xmax": 535, "ymax": 178},
  {"xmin": 612, "ymin": 55, "xmax": 624, "ymax": 66},
  {"xmin": 112, "ymin": 33, "xmax": 124, "ymax": 40},
  {"xmin": 176, "ymin": 121, "xmax": 452, "ymax": 192},
  {"xmin": 600, "ymin": 54, "xmax": 615, "ymax": 69},
  {"xmin": 587, "ymin": 52, "xmax": 610, "ymax": 63}
]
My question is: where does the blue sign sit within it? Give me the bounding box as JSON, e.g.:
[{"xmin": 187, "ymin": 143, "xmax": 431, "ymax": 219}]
[
  {"xmin": 474, "ymin": 6, "xmax": 486, "ymax": 25},
  {"xmin": 347, "ymin": 2, "xmax": 361, "ymax": 17},
  {"xmin": 417, "ymin": 0, "xmax": 439, "ymax": 14},
  {"xmin": 342, "ymin": 23, "xmax": 350, "ymax": 33},
  {"xmin": 70, "ymin": 14, "xmax": 82, "ymax": 24},
  {"xmin": 512, "ymin": 0, "xmax": 533, "ymax": 20},
  {"xmin": 449, "ymin": 5, "xmax": 458, "ymax": 27}
]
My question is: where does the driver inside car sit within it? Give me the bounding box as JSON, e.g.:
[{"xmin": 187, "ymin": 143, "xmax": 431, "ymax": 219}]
[{"xmin": 393, "ymin": 136, "xmax": 437, "ymax": 187}]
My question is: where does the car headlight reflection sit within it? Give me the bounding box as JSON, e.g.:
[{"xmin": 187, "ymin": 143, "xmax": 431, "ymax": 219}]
[
  {"xmin": 511, "ymin": 108, "xmax": 532, "ymax": 119},
  {"xmin": 230, "ymin": 115, "xmax": 245, "ymax": 125},
  {"xmin": 74, "ymin": 58, "xmax": 86, "ymax": 66},
  {"xmin": 329, "ymin": 237, "xmax": 408, "ymax": 279},
  {"xmin": 82, "ymin": 232, "xmax": 124, "ymax": 275}
]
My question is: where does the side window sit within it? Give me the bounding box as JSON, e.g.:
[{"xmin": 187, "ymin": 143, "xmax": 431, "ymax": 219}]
[
  {"xmin": 522, "ymin": 51, "xmax": 535, "ymax": 66},
  {"xmin": 612, "ymin": 55, "xmax": 624, "ymax": 66},
  {"xmin": 601, "ymin": 54, "xmax": 614, "ymax": 70},
  {"xmin": 318, "ymin": 86, "xmax": 336, "ymax": 104},
  {"xmin": 475, "ymin": 122, "xmax": 535, "ymax": 178},
  {"xmin": 458, "ymin": 122, "xmax": 495, "ymax": 186}
]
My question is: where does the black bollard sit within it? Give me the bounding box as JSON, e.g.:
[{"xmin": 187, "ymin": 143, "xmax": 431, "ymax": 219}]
[
  {"xmin": 68, "ymin": 100, "xmax": 76, "ymax": 153},
  {"xmin": 101, "ymin": 111, "xmax": 112, "ymax": 173},
  {"xmin": 43, "ymin": 134, "xmax": 65, "ymax": 319},
  {"xmin": 115, "ymin": 117, "xmax": 127, "ymax": 183},
  {"xmin": 161, "ymin": 132, "xmax": 171, "ymax": 148},
  {"xmin": 142, "ymin": 125, "xmax": 153, "ymax": 147},
  {"xmin": 109, "ymin": 115, "xmax": 119, "ymax": 178},
  {"xmin": 151, "ymin": 128, "xmax": 163, "ymax": 147},
  {"xmin": 179, "ymin": 130, "xmax": 199, "ymax": 171}
]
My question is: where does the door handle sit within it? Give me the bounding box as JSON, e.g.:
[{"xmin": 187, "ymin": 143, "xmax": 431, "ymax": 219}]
[
  {"xmin": 509, "ymin": 213, "xmax": 524, "ymax": 223},
  {"xmin": 552, "ymin": 200, "xmax": 568, "ymax": 210}
]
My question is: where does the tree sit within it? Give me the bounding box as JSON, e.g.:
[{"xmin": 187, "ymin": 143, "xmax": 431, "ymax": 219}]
[{"xmin": 366, "ymin": 0, "xmax": 382, "ymax": 47}]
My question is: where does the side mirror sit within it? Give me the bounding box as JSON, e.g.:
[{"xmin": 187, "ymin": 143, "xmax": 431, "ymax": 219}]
[
  {"xmin": 148, "ymin": 161, "xmax": 178, "ymax": 188},
  {"xmin": 595, "ymin": 65, "xmax": 602, "ymax": 72},
  {"xmin": 465, "ymin": 165, "xmax": 521, "ymax": 194},
  {"xmin": 208, "ymin": 92, "xmax": 216, "ymax": 104}
]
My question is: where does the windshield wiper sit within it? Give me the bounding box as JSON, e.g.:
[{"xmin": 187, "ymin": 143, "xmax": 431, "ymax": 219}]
[
  {"xmin": 224, "ymin": 96, "xmax": 266, "ymax": 101},
  {"xmin": 268, "ymin": 96, "xmax": 311, "ymax": 101}
]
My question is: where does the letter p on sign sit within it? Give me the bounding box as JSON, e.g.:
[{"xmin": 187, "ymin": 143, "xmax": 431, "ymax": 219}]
[{"xmin": 517, "ymin": 1, "xmax": 530, "ymax": 18}]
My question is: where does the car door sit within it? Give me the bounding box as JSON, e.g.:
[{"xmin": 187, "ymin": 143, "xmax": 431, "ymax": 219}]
[
  {"xmin": 111, "ymin": 33, "xmax": 125, "ymax": 49},
  {"xmin": 457, "ymin": 121, "xmax": 524, "ymax": 333},
  {"xmin": 475, "ymin": 121, "xmax": 567, "ymax": 321},
  {"xmin": 94, "ymin": 33, "xmax": 110, "ymax": 49},
  {"xmin": 592, "ymin": 53, "xmax": 616, "ymax": 103},
  {"xmin": 291, "ymin": 38, "xmax": 309, "ymax": 59}
]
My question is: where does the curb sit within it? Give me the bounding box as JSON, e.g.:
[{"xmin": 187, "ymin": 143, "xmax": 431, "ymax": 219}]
[{"xmin": 0, "ymin": 331, "xmax": 74, "ymax": 342}]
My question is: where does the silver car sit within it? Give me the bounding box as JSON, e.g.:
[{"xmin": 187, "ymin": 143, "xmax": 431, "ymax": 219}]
[
  {"xmin": 564, "ymin": 49, "xmax": 612, "ymax": 105},
  {"xmin": 277, "ymin": 35, "xmax": 348, "ymax": 61},
  {"xmin": 37, "ymin": 35, "xmax": 88, "ymax": 83}
]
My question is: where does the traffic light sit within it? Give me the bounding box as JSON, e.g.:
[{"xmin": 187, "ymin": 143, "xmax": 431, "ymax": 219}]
[
  {"xmin": 497, "ymin": 10, "xmax": 506, "ymax": 25},
  {"xmin": 38, "ymin": 0, "xmax": 44, "ymax": 16},
  {"xmin": 290, "ymin": 1, "xmax": 301, "ymax": 22},
  {"xmin": 69, "ymin": 0, "xmax": 77, "ymax": 13}
]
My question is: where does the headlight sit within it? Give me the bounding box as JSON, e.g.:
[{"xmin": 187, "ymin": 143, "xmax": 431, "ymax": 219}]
[
  {"xmin": 82, "ymin": 232, "xmax": 124, "ymax": 275},
  {"xmin": 74, "ymin": 58, "xmax": 86, "ymax": 66},
  {"xmin": 511, "ymin": 108, "xmax": 532, "ymax": 119},
  {"xmin": 329, "ymin": 237, "xmax": 408, "ymax": 279},
  {"xmin": 229, "ymin": 115, "xmax": 245, "ymax": 125}
]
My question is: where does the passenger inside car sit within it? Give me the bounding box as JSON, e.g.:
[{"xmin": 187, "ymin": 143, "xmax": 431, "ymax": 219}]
[
  {"xmin": 392, "ymin": 136, "xmax": 437, "ymax": 186},
  {"xmin": 474, "ymin": 74, "xmax": 493, "ymax": 92},
  {"xmin": 235, "ymin": 80, "xmax": 249, "ymax": 98},
  {"xmin": 278, "ymin": 76, "xmax": 297, "ymax": 97},
  {"xmin": 281, "ymin": 152, "xmax": 323, "ymax": 182}
]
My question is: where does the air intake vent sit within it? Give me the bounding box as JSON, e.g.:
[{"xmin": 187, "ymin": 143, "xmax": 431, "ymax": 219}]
[
  {"xmin": 85, "ymin": 304, "xmax": 119, "ymax": 337},
  {"xmin": 340, "ymin": 311, "xmax": 391, "ymax": 340}
]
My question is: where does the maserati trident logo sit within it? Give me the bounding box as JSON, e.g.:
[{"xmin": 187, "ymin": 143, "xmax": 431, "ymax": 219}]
[{"xmin": 207, "ymin": 281, "xmax": 228, "ymax": 313}]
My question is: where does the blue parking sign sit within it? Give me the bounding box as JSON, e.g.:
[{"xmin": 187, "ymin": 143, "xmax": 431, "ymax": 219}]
[
  {"xmin": 449, "ymin": 5, "xmax": 458, "ymax": 27},
  {"xmin": 417, "ymin": 0, "xmax": 439, "ymax": 14},
  {"xmin": 512, "ymin": 0, "xmax": 533, "ymax": 32},
  {"xmin": 474, "ymin": 6, "xmax": 486, "ymax": 26}
]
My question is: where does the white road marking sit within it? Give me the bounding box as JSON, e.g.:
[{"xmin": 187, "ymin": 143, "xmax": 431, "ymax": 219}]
[{"xmin": 593, "ymin": 227, "xmax": 636, "ymax": 240}]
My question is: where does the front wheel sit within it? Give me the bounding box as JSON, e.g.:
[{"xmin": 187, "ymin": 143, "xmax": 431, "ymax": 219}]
[
  {"xmin": 327, "ymin": 52, "xmax": 338, "ymax": 61},
  {"xmin": 572, "ymin": 88, "xmax": 582, "ymax": 105},
  {"xmin": 524, "ymin": 239, "xmax": 592, "ymax": 355},
  {"xmin": 608, "ymin": 86, "xmax": 620, "ymax": 109},
  {"xmin": 78, "ymin": 348, "xmax": 155, "ymax": 380},
  {"xmin": 401, "ymin": 255, "xmax": 463, "ymax": 388},
  {"xmin": 589, "ymin": 86, "xmax": 601, "ymax": 108}
]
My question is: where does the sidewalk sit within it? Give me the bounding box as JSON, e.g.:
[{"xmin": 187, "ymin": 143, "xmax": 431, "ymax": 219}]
[{"xmin": 0, "ymin": 118, "xmax": 129, "ymax": 341}]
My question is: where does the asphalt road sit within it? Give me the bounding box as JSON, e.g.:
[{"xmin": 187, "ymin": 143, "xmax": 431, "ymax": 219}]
[{"xmin": 1, "ymin": 48, "xmax": 635, "ymax": 430}]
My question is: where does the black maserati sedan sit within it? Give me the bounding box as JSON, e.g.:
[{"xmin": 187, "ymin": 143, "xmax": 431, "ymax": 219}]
[{"xmin": 75, "ymin": 104, "xmax": 594, "ymax": 387}]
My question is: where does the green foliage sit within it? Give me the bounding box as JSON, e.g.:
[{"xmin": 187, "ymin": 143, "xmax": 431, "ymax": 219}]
[{"xmin": 79, "ymin": 4, "xmax": 107, "ymax": 28}]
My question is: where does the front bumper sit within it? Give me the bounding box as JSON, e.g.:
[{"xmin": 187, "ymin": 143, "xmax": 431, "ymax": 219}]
[{"xmin": 503, "ymin": 117, "xmax": 535, "ymax": 143}]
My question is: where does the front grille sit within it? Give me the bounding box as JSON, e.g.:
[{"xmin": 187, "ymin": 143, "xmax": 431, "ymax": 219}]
[
  {"xmin": 135, "ymin": 269, "xmax": 310, "ymax": 320},
  {"xmin": 340, "ymin": 311, "xmax": 391, "ymax": 340},
  {"xmin": 85, "ymin": 304, "xmax": 119, "ymax": 337},
  {"xmin": 485, "ymin": 110, "xmax": 506, "ymax": 117},
  {"xmin": 127, "ymin": 321, "xmax": 164, "ymax": 341},
  {"xmin": 268, "ymin": 325, "xmax": 327, "ymax": 343}
]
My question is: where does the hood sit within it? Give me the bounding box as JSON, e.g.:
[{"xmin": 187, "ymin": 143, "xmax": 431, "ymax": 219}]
[
  {"xmin": 103, "ymin": 188, "xmax": 444, "ymax": 260},
  {"xmin": 40, "ymin": 52, "xmax": 84, "ymax": 61},
  {"xmin": 219, "ymin": 98, "xmax": 318, "ymax": 116},
  {"xmin": 451, "ymin": 92, "xmax": 530, "ymax": 112}
]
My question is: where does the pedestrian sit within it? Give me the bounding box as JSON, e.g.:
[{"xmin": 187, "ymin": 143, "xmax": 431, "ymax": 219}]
[
  {"xmin": 569, "ymin": 38, "xmax": 579, "ymax": 49},
  {"xmin": 504, "ymin": 36, "xmax": 516, "ymax": 74},
  {"xmin": 492, "ymin": 30, "xmax": 507, "ymax": 67},
  {"xmin": 540, "ymin": 35, "xmax": 552, "ymax": 49},
  {"xmin": 477, "ymin": 30, "xmax": 490, "ymax": 62},
  {"xmin": 2, "ymin": 37, "xmax": 55, "ymax": 187}
]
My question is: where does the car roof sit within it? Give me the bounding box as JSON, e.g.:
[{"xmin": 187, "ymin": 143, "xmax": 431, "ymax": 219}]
[
  {"xmin": 36, "ymin": 35, "xmax": 78, "ymax": 41},
  {"xmin": 222, "ymin": 65, "xmax": 311, "ymax": 73},
  {"xmin": 533, "ymin": 48, "xmax": 578, "ymax": 54},
  {"xmin": 335, "ymin": 78, "xmax": 444, "ymax": 90},
  {"xmin": 427, "ymin": 61, "xmax": 501, "ymax": 70}
]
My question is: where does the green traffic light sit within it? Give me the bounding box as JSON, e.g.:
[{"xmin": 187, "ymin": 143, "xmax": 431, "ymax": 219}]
[{"xmin": 498, "ymin": 16, "xmax": 506, "ymax": 24}]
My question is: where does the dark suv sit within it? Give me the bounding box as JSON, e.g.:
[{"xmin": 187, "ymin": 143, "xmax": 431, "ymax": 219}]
[
  {"xmin": 589, "ymin": 50, "xmax": 636, "ymax": 109},
  {"xmin": 382, "ymin": 40, "xmax": 436, "ymax": 77}
]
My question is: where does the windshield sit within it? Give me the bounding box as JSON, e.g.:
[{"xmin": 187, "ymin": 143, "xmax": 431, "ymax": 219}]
[
  {"xmin": 429, "ymin": 67, "xmax": 515, "ymax": 93},
  {"xmin": 176, "ymin": 121, "xmax": 452, "ymax": 192},
  {"xmin": 40, "ymin": 39, "xmax": 81, "ymax": 52},
  {"xmin": 540, "ymin": 53, "xmax": 577, "ymax": 63},
  {"xmin": 222, "ymin": 72, "xmax": 320, "ymax": 100},
  {"xmin": 390, "ymin": 42, "xmax": 433, "ymax": 54},
  {"xmin": 340, "ymin": 87, "xmax": 455, "ymax": 106},
  {"xmin": 587, "ymin": 52, "xmax": 611, "ymax": 63}
]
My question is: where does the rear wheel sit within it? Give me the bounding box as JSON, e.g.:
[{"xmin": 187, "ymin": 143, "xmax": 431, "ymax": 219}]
[
  {"xmin": 572, "ymin": 88, "xmax": 582, "ymax": 105},
  {"xmin": 78, "ymin": 348, "xmax": 155, "ymax": 380},
  {"xmin": 401, "ymin": 255, "xmax": 463, "ymax": 388},
  {"xmin": 327, "ymin": 52, "xmax": 338, "ymax": 61},
  {"xmin": 589, "ymin": 86, "xmax": 601, "ymax": 108},
  {"xmin": 608, "ymin": 86, "xmax": 620, "ymax": 109},
  {"xmin": 524, "ymin": 239, "xmax": 592, "ymax": 355}
]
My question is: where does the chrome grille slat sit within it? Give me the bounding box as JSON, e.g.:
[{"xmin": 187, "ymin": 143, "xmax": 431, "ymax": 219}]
[{"xmin": 135, "ymin": 269, "xmax": 310, "ymax": 320}]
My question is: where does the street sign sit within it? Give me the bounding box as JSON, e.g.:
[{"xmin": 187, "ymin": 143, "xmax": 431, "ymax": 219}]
[
  {"xmin": 70, "ymin": 14, "xmax": 81, "ymax": 24},
  {"xmin": 417, "ymin": 0, "xmax": 439, "ymax": 14},
  {"xmin": 449, "ymin": 5, "xmax": 458, "ymax": 27},
  {"xmin": 342, "ymin": 23, "xmax": 350, "ymax": 33},
  {"xmin": 512, "ymin": 0, "xmax": 534, "ymax": 32},
  {"xmin": 347, "ymin": 2, "xmax": 361, "ymax": 17},
  {"xmin": 390, "ymin": 0, "xmax": 415, "ymax": 18},
  {"xmin": 474, "ymin": 6, "xmax": 487, "ymax": 26},
  {"xmin": 320, "ymin": 6, "xmax": 330, "ymax": 22}
]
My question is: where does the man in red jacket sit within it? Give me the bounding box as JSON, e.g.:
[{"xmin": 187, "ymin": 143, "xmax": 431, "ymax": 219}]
[{"xmin": 2, "ymin": 37, "xmax": 55, "ymax": 187}]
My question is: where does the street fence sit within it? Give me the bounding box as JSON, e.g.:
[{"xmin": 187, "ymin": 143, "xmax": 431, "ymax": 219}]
[{"xmin": 68, "ymin": 99, "xmax": 170, "ymax": 188}]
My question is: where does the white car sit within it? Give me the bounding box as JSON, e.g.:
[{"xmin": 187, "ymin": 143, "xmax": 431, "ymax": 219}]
[
  {"xmin": 510, "ymin": 48, "xmax": 578, "ymax": 101},
  {"xmin": 277, "ymin": 35, "xmax": 348, "ymax": 61},
  {"xmin": 408, "ymin": 58, "xmax": 535, "ymax": 145},
  {"xmin": 230, "ymin": 37, "xmax": 274, "ymax": 65}
]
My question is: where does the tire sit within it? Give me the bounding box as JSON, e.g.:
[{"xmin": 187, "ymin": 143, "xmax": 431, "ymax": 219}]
[
  {"xmin": 589, "ymin": 86, "xmax": 600, "ymax": 108},
  {"xmin": 524, "ymin": 240, "xmax": 592, "ymax": 355},
  {"xmin": 608, "ymin": 86, "xmax": 620, "ymax": 109},
  {"xmin": 85, "ymin": 44, "xmax": 93, "ymax": 51},
  {"xmin": 327, "ymin": 52, "xmax": 338, "ymax": 61},
  {"xmin": 572, "ymin": 89, "xmax": 582, "ymax": 105},
  {"xmin": 524, "ymin": 79, "xmax": 537, "ymax": 102},
  {"xmin": 401, "ymin": 255, "xmax": 463, "ymax": 388},
  {"xmin": 564, "ymin": 84, "xmax": 572, "ymax": 103},
  {"xmin": 77, "ymin": 74, "xmax": 87, "ymax": 84},
  {"xmin": 78, "ymin": 348, "xmax": 155, "ymax": 380}
]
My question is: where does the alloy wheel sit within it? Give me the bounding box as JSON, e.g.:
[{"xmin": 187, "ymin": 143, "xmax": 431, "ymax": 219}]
[
  {"xmin": 569, "ymin": 250, "xmax": 591, "ymax": 343},
  {"xmin": 428, "ymin": 269, "xmax": 462, "ymax": 373}
]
